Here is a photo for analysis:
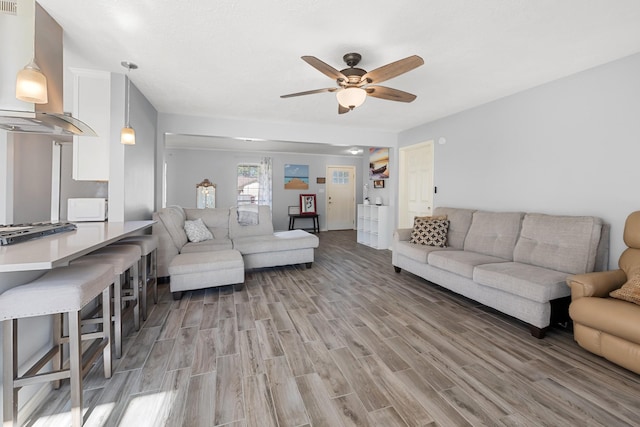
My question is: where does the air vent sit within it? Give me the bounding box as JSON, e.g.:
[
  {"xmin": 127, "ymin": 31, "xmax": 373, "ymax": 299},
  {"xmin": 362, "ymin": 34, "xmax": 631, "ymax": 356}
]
[{"xmin": 0, "ymin": 0, "xmax": 17, "ymax": 15}]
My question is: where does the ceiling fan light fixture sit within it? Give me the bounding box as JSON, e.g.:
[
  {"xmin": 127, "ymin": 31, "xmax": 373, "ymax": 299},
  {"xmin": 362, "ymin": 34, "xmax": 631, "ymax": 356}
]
[{"xmin": 336, "ymin": 87, "xmax": 366, "ymax": 110}]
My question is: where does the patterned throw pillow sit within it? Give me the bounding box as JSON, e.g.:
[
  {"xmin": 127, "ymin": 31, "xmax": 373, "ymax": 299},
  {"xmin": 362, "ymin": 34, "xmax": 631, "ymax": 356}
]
[
  {"xmin": 184, "ymin": 218, "xmax": 213, "ymax": 243},
  {"xmin": 409, "ymin": 218, "xmax": 449, "ymax": 247},
  {"xmin": 610, "ymin": 273, "xmax": 640, "ymax": 305}
]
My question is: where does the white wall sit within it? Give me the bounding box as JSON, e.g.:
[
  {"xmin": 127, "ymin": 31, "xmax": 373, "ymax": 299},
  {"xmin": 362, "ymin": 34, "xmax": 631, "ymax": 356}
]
[
  {"xmin": 108, "ymin": 74, "xmax": 157, "ymax": 221},
  {"xmin": 124, "ymin": 81, "xmax": 157, "ymax": 220},
  {"xmin": 399, "ymin": 52, "xmax": 640, "ymax": 267},
  {"xmin": 156, "ymin": 112, "xmax": 398, "ymax": 213},
  {"xmin": 165, "ymin": 148, "xmax": 364, "ymax": 231}
]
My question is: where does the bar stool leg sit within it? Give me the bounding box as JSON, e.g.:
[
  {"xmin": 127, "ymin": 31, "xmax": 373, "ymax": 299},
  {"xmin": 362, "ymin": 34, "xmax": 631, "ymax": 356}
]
[
  {"xmin": 68, "ymin": 310, "xmax": 83, "ymax": 427},
  {"xmin": 140, "ymin": 257, "xmax": 148, "ymax": 320},
  {"xmin": 52, "ymin": 313, "xmax": 63, "ymax": 389},
  {"xmin": 113, "ymin": 277, "xmax": 123, "ymax": 359},
  {"xmin": 102, "ymin": 286, "xmax": 113, "ymax": 378},
  {"xmin": 2, "ymin": 320, "xmax": 18, "ymax": 426},
  {"xmin": 151, "ymin": 249, "xmax": 158, "ymax": 304},
  {"xmin": 132, "ymin": 262, "xmax": 140, "ymax": 331}
]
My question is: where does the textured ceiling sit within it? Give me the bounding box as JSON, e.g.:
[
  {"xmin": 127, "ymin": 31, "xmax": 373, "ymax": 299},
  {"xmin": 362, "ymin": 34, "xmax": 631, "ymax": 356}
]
[{"xmin": 37, "ymin": 0, "xmax": 640, "ymax": 135}]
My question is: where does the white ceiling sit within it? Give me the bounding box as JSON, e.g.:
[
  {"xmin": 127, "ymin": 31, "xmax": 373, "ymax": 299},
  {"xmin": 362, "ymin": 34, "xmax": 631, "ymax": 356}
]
[{"xmin": 38, "ymin": 0, "xmax": 640, "ymax": 138}]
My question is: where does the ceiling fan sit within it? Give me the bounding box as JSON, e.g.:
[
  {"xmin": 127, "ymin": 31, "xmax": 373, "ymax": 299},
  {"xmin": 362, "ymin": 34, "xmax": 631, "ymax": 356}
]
[{"xmin": 280, "ymin": 52, "xmax": 424, "ymax": 114}]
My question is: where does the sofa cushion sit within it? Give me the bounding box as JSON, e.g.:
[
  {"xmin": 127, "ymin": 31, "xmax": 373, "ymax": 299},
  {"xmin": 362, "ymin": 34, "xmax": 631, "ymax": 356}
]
[
  {"xmin": 433, "ymin": 207, "xmax": 475, "ymax": 249},
  {"xmin": 169, "ymin": 250, "xmax": 244, "ymax": 275},
  {"xmin": 410, "ymin": 218, "xmax": 449, "ymax": 247},
  {"xmin": 428, "ymin": 250, "xmax": 508, "ymax": 279},
  {"xmin": 181, "ymin": 239, "xmax": 233, "ymax": 254},
  {"xmin": 232, "ymin": 230, "xmax": 319, "ymax": 255},
  {"xmin": 513, "ymin": 214, "xmax": 603, "ymax": 274},
  {"xmin": 610, "ymin": 272, "xmax": 640, "ymax": 305},
  {"xmin": 185, "ymin": 208, "xmax": 230, "ymax": 240},
  {"xmin": 184, "ymin": 218, "xmax": 213, "ymax": 242},
  {"xmin": 463, "ymin": 211, "xmax": 524, "ymax": 260},
  {"xmin": 474, "ymin": 262, "xmax": 571, "ymax": 302},
  {"xmin": 158, "ymin": 206, "xmax": 188, "ymax": 250},
  {"xmin": 394, "ymin": 240, "xmax": 454, "ymax": 263},
  {"xmin": 229, "ymin": 206, "xmax": 274, "ymax": 239}
]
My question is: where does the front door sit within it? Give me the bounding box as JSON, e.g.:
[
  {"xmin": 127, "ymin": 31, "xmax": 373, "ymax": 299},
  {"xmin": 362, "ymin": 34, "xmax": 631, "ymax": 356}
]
[
  {"xmin": 398, "ymin": 141, "xmax": 434, "ymax": 228},
  {"xmin": 326, "ymin": 165, "xmax": 356, "ymax": 230}
]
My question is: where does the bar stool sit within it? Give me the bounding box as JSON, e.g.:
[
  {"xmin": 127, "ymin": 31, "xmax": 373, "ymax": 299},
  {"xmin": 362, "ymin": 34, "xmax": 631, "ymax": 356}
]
[
  {"xmin": 112, "ymin": 235, "xmax": 159, "ymax": 320},
  {"xmin": 0, "ymin": 263, "xmax": 114, "ymax": 427},
  {"xmin": 72, "ymin": 244, "xmax": 141, "ymax": 358}
]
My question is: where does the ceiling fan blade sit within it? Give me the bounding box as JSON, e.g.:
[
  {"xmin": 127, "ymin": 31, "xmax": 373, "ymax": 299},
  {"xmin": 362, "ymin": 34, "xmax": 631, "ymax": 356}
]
[
  {"xmin": 280, "ymin": 87, "xmax": 337, "ymax": 98},
  {"xmin": 361, "ymin": 55, "xmax": 424, "ymax": 84},
  {"xmin": 302, "ymin": 56, "xmax": 347, "ymax": 81},
  {"xmin": 338, "ymin": 104, "xmax": 350, "ymax": 114},
  {"xmin": 366, "ymin": 86, "xmax": 417, "ymax": 103}
]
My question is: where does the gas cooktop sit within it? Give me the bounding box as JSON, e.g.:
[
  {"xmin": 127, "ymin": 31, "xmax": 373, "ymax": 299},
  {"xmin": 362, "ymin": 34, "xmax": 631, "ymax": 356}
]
[{"xmin": 0, "ymin": 222, "xmax": 77, "ymax": 246}]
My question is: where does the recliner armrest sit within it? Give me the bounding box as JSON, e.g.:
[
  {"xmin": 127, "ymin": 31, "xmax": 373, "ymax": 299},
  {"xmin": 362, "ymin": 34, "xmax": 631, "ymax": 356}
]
[
  {"xmin": 566, "ymin": 269, "xmax": 627, "ymax": 300},
  {"xmin": 394, "ymin": 228, "xmax": 412, "ymax": 242}
]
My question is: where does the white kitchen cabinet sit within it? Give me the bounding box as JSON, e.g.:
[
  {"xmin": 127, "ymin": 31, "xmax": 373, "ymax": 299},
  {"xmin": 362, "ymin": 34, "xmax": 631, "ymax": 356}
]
[
  {"xmin": 72, "ymin": 69, "xmax": 110, "ymax": 181},
  {"xmin": 357, "ymin": 204, "xmax": 390, "ymax": 249}
]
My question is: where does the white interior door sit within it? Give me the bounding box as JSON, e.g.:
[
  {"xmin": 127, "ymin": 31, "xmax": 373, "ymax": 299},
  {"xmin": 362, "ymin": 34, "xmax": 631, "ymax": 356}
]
[
  {"xmin": 326, "ymin": 165, "xmax": 356, "ymax": 230},
  {"xmin": 398, "ymin": 141, "xmax": 434, "ymax": 228}
]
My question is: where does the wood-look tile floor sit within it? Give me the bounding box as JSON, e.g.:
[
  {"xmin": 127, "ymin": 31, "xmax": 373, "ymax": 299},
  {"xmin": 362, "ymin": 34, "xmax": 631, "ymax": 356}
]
[{"xmin": 26, "ymin": 230, "xmax": 640, "ymax": 426}]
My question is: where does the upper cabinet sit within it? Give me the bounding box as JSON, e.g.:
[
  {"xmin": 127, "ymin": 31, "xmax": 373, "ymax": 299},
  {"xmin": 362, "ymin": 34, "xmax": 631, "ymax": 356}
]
[{"xmin": 72, "ymin": 69, "xmax": 110, "ymax": 181}]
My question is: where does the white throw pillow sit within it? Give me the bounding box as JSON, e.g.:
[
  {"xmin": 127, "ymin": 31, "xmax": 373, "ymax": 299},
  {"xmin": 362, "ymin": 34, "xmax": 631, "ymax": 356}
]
[{"xmin": 184, "ymin": 218, "xmax": 213, "ymax": 242}]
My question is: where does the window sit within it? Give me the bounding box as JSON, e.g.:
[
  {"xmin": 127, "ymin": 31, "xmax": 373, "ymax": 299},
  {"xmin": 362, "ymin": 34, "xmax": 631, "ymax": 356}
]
[
  {"xmin": 237, "ymin": 163, "xmax": 260, "ymax": 205},
  {"xmin": 237, "ymin": 158, "xmax": 272, "ymax": 207}
]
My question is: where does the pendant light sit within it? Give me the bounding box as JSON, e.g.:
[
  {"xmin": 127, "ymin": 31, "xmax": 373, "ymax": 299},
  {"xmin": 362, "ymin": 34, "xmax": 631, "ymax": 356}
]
[
  {"xmin": 16, "ymin": 59, "xmax": 48, "ymax": 104},
  {"xmin": 121, "ymin": 61, "xmax": 138, "ymax": 145}
]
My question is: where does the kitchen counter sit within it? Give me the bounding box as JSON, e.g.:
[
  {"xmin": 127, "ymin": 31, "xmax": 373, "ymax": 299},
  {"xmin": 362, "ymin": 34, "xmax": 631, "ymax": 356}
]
[{"xmin": 0, "ymin": 220, "xmax": 154, "ymax": 272}]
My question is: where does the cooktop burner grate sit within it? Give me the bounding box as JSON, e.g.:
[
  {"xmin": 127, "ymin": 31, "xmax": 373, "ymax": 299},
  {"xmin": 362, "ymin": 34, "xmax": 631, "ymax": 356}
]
[{"xmin": 0, "ymin": 222, "xmax": 77, "ymax": 246}]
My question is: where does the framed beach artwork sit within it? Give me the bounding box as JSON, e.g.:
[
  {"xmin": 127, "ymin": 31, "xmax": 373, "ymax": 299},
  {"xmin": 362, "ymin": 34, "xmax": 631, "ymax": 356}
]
[
  {"xmin": 284, "ymin": 164, "xmax": 309, "ymax": 190},
  {"xmin": 369, "ymin": 147, "xmax": 389, "ymax": 179}
]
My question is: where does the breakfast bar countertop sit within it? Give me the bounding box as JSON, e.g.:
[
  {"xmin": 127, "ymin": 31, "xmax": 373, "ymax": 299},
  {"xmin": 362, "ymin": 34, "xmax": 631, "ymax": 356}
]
[{"xmin": 0, "ymin": 220, "xmax": 155, "ymax": 272}]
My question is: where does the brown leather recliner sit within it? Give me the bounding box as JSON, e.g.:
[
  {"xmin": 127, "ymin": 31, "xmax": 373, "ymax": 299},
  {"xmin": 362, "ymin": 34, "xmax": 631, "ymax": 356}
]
[{"xmin": 567, "ymin": 211, "xmax": 640, "ymax": 374}]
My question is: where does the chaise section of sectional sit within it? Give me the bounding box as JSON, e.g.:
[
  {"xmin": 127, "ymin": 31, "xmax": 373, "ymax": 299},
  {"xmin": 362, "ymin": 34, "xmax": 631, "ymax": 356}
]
[
  {"xmin": 153, "ymin": 205, "xmax": 320, "ymax": 290},
  {"xmin": 232, "ymin": 230, "xmax": 319, "ymax": 269}
]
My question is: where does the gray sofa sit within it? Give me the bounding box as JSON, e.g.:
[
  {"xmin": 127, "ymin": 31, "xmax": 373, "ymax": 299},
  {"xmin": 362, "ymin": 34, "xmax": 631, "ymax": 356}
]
[
  {"xmin": 153, "ymin": 205, "xmax": 319, "ymax": 278},
  {"xmin": 392, "ymin": 207, "xmax": 609, "ymax": 337}
]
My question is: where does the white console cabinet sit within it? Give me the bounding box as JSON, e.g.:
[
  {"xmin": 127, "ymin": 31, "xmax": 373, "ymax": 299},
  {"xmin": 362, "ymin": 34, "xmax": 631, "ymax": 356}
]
[
  {"xmin": 357, "ymin": 204, "xmax": 390, "ymax": 249},
  {"xmin": 72, "ymin": 69, "xmax": 111, "ymax": 181}
]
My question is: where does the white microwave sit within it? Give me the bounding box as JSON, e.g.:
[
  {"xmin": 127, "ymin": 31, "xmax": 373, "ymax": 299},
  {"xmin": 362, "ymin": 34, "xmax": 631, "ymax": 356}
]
[{"xmin": 67, "ymin": 198, "xmax": 108, "ymax": 222}]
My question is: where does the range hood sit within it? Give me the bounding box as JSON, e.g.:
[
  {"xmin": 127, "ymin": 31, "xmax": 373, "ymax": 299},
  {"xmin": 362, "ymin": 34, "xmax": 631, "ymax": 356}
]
[{"xmin": 0, "ymin": 0, "xmax": 97, "ymax": 136}]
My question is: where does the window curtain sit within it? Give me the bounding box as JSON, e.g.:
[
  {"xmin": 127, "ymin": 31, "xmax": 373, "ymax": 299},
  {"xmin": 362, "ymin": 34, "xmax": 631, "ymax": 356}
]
[{"xmin": 259, "ymin": 156, "xmax": 272, "ymax": 208}]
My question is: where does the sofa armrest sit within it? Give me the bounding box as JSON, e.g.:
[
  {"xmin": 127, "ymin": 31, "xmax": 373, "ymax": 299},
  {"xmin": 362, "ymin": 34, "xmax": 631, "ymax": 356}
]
[
  {"xmin": 152, "ymin": 211, "xmax": 181, "ymax": 278},
  {"xmin": 394, "ymin": 228, "xmax": 412, "ymax": 242},
  {"xmin": 566, "ymin": 269, "xmax": 627, "ymax": 300}
]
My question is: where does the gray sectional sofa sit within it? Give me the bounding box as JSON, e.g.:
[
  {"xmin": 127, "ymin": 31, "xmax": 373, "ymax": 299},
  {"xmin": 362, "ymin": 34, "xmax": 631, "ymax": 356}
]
[
  {"xmin": 392, "ymin": 207, "xmax": 610, "ymax": 337},
  {"xmin": 153, "ymin": 205, "xmax": 319, "ymax": 278}
]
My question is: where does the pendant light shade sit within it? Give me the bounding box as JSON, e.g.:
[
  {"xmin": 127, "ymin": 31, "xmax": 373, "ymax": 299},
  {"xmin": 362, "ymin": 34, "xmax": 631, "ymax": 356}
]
[
  {"xmin": 16, "ymin": 59, "xmax": 48, "ymax": 104},
  {"xmin": 121, "ymin": 61, "xmax": 138, "ymax": 145},
  {"xmin": 121, "ymin": 126, "xmax": 135, "ymax": 145},
  {"xmin": 336, "ymin": 87, "xmax": 366, "ymax": 110}
]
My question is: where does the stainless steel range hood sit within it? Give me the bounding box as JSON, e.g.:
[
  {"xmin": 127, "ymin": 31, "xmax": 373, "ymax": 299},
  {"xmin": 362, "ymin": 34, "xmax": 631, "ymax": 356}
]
[{"xmin": 0, "ymin": 1, "xmax": 97, "ymax": 136}]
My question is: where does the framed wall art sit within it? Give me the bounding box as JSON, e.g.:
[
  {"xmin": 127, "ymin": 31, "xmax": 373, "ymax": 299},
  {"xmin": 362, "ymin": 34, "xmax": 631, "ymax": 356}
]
[
  {"xmin": 369, "ymin": 147, "xmax": 389, "ymax": 179},
  {"xmin": 300, "ymin": 194, "xmax": 317, "ymax": 215}
]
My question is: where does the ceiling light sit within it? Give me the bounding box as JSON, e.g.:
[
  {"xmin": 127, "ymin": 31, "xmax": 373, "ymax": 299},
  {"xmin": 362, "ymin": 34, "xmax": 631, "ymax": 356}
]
[
  {"xmin": 336, "ymin": 87, "xmax": 366, "ymax": 110},
  {"xmin": 121, "ymin": 61, "xmax": 138, "ymax": 145},
  {"xmin": 16, "ymin": 59, "xmax": 48, "ymax": 104},
  {"xmin": 349, "ymin": 148, "xmax": 362, "ymax": 155}
]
